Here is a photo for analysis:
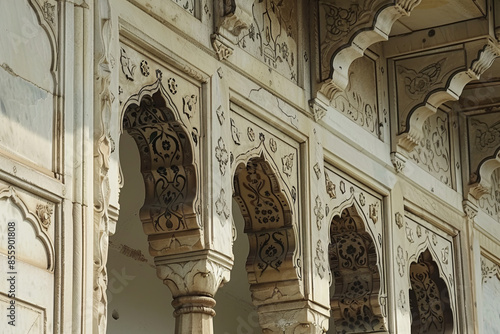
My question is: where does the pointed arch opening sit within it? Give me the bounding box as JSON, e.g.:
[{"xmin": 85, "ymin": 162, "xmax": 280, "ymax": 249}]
[
  {"xmin": 122, "ymin": 88, "xmax": 199, "ymax": 253},
  {"xmin": 329, "ymin": 205, "xmax": 385, "ymax": 333},
  {"xmin": 409, "ymin": 249, "xmax": 453, "ymax": 334},
  {"xmin": 229, "ymin": 155, "xmax": 303, "ymax": 331}
]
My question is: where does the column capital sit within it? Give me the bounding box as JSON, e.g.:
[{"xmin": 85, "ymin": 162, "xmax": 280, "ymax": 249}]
[{"xmin": 156, "ymin": 251, "xmax": 232, "ymax": 298}]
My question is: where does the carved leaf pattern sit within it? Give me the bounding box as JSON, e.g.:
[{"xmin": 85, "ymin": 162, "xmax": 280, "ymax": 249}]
[
  {"xmin": 242, "ymin": 162, "xmax": 283, "ymax": 226},
  {"xmin": 257, "ymin": 231, "xmax": 288, "ymax": 275}
]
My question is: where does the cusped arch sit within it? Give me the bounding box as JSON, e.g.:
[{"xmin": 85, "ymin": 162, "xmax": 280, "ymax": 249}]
[
  {"xmin": 232, "ymin": 154, "xmax": 298, "ymax": 285},
  {"xmin": 27, "ymin": 0, "xmax": 58, "ymax": 91},
  {"xmin": 398, "ymin": 42, "xmax": 500, "ymax": 152},
  {"xmin": 328, "ymin": 204, "xmax": 386, "ymax": 333},
  {"xmin": 319, "ymin": 0, "xmax": 421, "ymax": 100},
  {"xmin": 409, "ymin": 249, "xmax": 454, "ymax": 334},
  {"xmin": 121, "ymin": 80, "xmax": 199, "ymax": 256},
  {"xmin": 469, "ymin": 148, "xmax": 500, "ymax": 200},
  {"xmin": 0, "ymin": 187, "xmax": 55, "ymax": 272}
]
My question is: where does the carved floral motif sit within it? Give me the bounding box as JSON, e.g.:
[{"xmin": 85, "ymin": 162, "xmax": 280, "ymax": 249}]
[
  {"xmin": 281, "ymin": 153, "xmax": 294, "ymax": 178},
  {"xmin": 42, "ymin": 1, "xmax": 55, "ymax": 24},
  {"xmin": 396, "ymin": 246, "xmax": 405, "ymax": 277},
  {"xmin": 215, "ymin": 137, "xmax": 229, "ymax": 175},
  {"xmin": 325, "ymin": 172, "xmax": 336, "ymax": 199},
  {"xmin": 216, "ymin": 105, "xmax": 225, "ymax": 125},
  {"xmin": 182, "ymin": 94, "xmax": 197, "ymax": 119},
  {"xmin": 314, "ymin": 196, "xmax": 324, "ymax": 230},
  {"xmin": 36, "ymin": 204, "xmax": 53, "ymax": 230},
  {"xmin": 169, "ymin": 0, "xmax": 195, "ymax": 15},
  {"xmin": 140, "ymin": 60, "xmax": 150, "ymax": 77},
  {"xmin": 395, "ymin": 212, "xmax": 403, "ymax": 229},
  {"xmin": 314, "ymin": 240, "xmax": 326, "ymax": 279},
  {"xmin": 398, "ymin": 59, "xmax": 445, "ymax": 99},
  {"xmin": 410, "ymin": 110, "xmax": 452, "ymax": 187},
  {"xmin": 120, "ymin": 47, "xmax": 135, "ymax": 81},
  {"xmin": 215, "ymin": 188, "xmax": 230, "ymax": 223},
  {"xmin": 236, "ymin": 0, "xmax": 298, "ymax": 82}
]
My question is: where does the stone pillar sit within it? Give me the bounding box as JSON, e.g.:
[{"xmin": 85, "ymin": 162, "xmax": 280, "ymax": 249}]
[{"xmin": 156, "ymin": 253, "xmax": 231, "ymax": 334}]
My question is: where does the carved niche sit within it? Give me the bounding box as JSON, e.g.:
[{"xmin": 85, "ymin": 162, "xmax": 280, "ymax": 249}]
[
  {"xmin": 317, "ymin": 0, "xmax": 420, "ymax": 100},
  {"xmin": 122, "ymin": 75, "xmax": 201, "ymax": 256},
  {"xmin": 331, "ymin": 55, "xmax": 380, "ymax": 138},
  {"xmin": 409, "ymin": 108, "xmax": 452, "ymax": 188},
  {"xmin": 478, "ymin": 168, "xmax": 500, "ymax": 220},
  {"xmin": 409, "ymin": 250, "xmax": 453, "ymax": 334},
  {"xmin": 329, "ymin": 206, "xmax": 386, "ymax": 333},
  {"xmin": 235, "ymin": 0, "xmax": 298, "ymax": 83},
  {"xmin": 466, "ymin": 111, "xmax": 500, "ymax": 199}
]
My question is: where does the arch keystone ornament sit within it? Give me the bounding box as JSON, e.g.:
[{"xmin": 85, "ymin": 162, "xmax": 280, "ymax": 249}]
[
  {"xmin": 395, "ymin": 39, "xmax": 500, "ymax": 152},
  {"xmin": 316, "ymin": 0, "xmax": 421, "ymax": 102}
]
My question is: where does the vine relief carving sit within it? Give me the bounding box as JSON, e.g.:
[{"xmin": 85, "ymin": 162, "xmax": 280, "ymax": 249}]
[
  {"xmin": 331, "ymin": 56, "xmax": 380, "ymax": 137},
  {"xmin": 410, "ymin": 109, "xmax": 452, "ymax": 188},
  {"xmin": 236, "ymin": 0, "xmax": 298, "ymax": 83}
]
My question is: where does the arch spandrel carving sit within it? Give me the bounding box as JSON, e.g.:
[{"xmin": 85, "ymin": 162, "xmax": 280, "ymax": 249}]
[{"xmin": 0, "ymin": 186, "xmax": 55, "ymax": 272}]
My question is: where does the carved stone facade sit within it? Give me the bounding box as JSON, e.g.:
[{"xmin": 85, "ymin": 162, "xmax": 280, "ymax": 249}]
[{"xmin": 1, "ymin": 0, "xmax": 500, "ymax": 333}]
